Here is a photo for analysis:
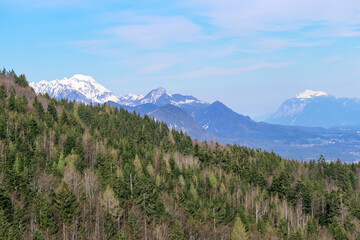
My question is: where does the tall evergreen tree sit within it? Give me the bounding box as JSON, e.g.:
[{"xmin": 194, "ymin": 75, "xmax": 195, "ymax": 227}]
[
  {"xmin": 231, "ymin": 217, "xmax": 248, "ymax": 240},
  {"xmin": 54, "ymin": 183, "xmax": 77, "ymax": 238}
]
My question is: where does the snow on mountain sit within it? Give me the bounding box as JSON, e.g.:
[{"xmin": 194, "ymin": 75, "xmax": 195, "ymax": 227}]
[
  {"xmin": 30, "ymin": 75, "xmax": 208, "ymax": 111},
  {"xmin": 140, "ymin": 87, "xmax": 172, "ymax": 105},
  {"xmin": 296, "ymin": 90, "xmax": 328, "ymax": 99},
  {"xmin": 266, "ymin": 90, "xmax": 360, "ymax": 128},
  {"xmin": 30, "ymin": 74, "xmax": 119, "ymax": 104},
  {"xmin": 118, "ymin": 93, "xmax": 144, "ymax": 106}
]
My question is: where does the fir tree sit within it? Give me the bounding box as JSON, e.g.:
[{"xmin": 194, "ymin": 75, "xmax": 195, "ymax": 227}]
[
  {"xmin": 34, "ymin": 194, "xmax": 57, "ymax": 234},
  {"xmin": 231, "ymin": 217, "xmax": 248, "ymax": 240},
  {"xmin": 54, "ymin": 183, "xmax": 77, "ymax": 238}
]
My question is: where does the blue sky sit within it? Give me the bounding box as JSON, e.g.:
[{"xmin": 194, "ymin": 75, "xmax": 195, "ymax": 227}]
[{"xmin": 1, "ymin": 0, "xmax": 360, "ymax": 117}]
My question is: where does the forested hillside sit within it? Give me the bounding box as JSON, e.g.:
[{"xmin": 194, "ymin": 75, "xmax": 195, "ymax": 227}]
[{"xmin": 0, "ymin": 69, "xmax": 360, "ymax": 240}]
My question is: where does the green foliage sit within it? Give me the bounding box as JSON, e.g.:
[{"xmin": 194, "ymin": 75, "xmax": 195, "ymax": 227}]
[
  {"xmin": 329, "ymin": 217, "xmax": 349, "ymax": 240},
  {"xmin": 47, "ymin": 100, "xmax": 57, "ymax": 121},
  {"xmin": 54, "ymin": 183, "xmax": 77, "ymax": 225},
  {"xmin": 33, "ymin": 96, "xmax": 44, "ymax": 118},
  {"xmin": 289, "ymin": 230, "xmax": 303, "ymax": 240},
  {"xmin": 171, "ymin": 222, "xmax": 184, "ymax": 240},
  {"xmin": 14, "ymin": 74, "xmax": 29, "ymax": 87},
  {"xmin": 306, "ymin": 218, "xmax": 318, "ymax": 238},
  {"xmin": 104, "ymin": 212, "xmax": 117, "ymax": 240},
  {"xmin": 33, "ymin": 230, "xmax": 45, "ymax": 240},
  {"xmin": 270, "ymin": 170, "xmax": 291, "ymax": 199},
  {"xmin": 231, "ymin": 217, "xmax": 248, "ymax": 240},
  {"xmin": 128, "ymin": 213, "xmax": 141, "ymax": 239},
  {"xmin": 34, "ymin": 194, "xmax": 57, "ymax": 234},
  {"xmin": 278, "ymin": 219, "xmax": 288, "ymax": 239}
]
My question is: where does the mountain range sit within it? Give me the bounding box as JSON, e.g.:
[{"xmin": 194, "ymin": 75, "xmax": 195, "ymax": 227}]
[{"xmin": 30, "ymin": 74, "xmax": 360, "ymax": 162}]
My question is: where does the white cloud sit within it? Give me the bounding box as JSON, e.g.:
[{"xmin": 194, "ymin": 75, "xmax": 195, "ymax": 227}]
[
  {"xmin": 138, "ymin": 63, "xmax": 172, "ymax": 74},
  {"xmin": 170, "ymin": 61, "xmax": 295, "ymax": 79},
  {"xmin": 103, "ymin": 15, "xmax": 203, "ymax": 48},
  {"xmin": 187, "ymin": 0, "xmax": 360, "ymax": 37}
]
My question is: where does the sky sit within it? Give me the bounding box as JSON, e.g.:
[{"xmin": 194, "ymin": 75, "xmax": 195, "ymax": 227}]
[{"xmin": 1, "ymin": 0, "xmax": 360, "ymax": 118}]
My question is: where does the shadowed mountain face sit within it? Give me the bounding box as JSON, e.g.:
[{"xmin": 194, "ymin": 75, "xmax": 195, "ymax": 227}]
[
  {"xmin": 30, "ymin": 77, "xmax": 360, "ymax": 161},
  {"xmin": 148, "ymin": 104, "xmax": 213, "ymax": 140},
  {"xmin": 192, "ymin": 101, "xmax": 257, "ymax": 137}
]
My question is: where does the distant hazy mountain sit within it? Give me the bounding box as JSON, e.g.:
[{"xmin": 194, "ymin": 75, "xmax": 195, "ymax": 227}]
[
  {"xmin": 192, "ymin": 101, "xmax": 256, "ymax": 138},
  {"xmin": 148, "ymin": 104, "xmax": 212, "ymax": 140},
  {"xmin": 266, "ymin": 90, "xmax": 360, "ymax": 128}
]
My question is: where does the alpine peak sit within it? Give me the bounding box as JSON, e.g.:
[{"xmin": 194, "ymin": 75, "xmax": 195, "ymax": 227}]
[
  {"xmin": 296, "ymin": 90, "xmax": 328, "ymax": 99},
  {"xmin": 29, "ymin": 74, "xmax": 118, "ymax": 104},
  {"xmin": 140, "ymin": 87, "xmax": 172, "ymax": 104}
]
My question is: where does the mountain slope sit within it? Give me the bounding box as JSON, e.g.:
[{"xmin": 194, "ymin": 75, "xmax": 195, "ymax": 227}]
[
  {"xmin": 30, "ymin": 76, "xmax": 208, "ymax": 110},
  {"xmin": 148, "ymin": 104, "xmax": 213, "ymax": 140},
  {"xmin": 30, "ymin": 74, "xmax": 119, "ymax": 104},
  {"xmin": 192, "ymin": 101, "xmax": 256, "ymax": 137},
  {"xmin": 267, "ymin": 90, "xmax": 360, "ymax": 128}
]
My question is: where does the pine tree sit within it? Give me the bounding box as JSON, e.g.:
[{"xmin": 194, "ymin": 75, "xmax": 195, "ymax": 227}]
[
  {"xmin": 329, "ymin": 217, "xmax": 349, "ymax": 240},
  {"xmin": 128, "ymin": 213, "xmax": 141, "ymax": 239},
  {"xmin": 306, "ymin": 218, "xmax": 318, "ymax": 239},
  {"xmin": 33, "ymin": 96, "xmax": 44, "ymax": 118},
  {"xmin": 7, "ymin": 90, "xmax": 15, "ymax": 111},
  {"xmin": 231, "ymin": 217, "xmax": 248, "ymax": 240},
  {"xmin": 104, "ymin": 212, "xmax": 117, "ymax": 240},
  {"xmin": 33, "ymin": 230, "xmax": 45, "ymax": 240},
  {"xmin": 47, "ymin": 100, "xmax": 57, "ymax": 121},
  {"xmin": 270, "ymin": 170, "xmax": 291, "ymax": 199},
  {"xmin": 54, "ymin": 183, "xmax": 77, "ymax": 238},
  {"xmin": 0, "ymin": 210, "xmax": 10, "ymax": 240},
  {"xmin": 34, "ymin": 194, "xmax": 57, "ymax": 234},
  {"xmin": 171, "ymin": 222, "xmax": 184, "ymax": 240}
]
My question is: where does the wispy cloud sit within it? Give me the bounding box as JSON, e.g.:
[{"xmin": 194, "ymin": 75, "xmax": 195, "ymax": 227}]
[
  {"xmin": 102, "ymin": 14, "xmax": 203, "ymax": 48},
  {"xmin": 187, "ymin": 0, "xmax": 360, "ymax": 37},
  {"xmin": 169, "ymin": 61, "xmax": 295, "ymax": 79},
  {"xmin": 138, "ymin": 63, "xmax": 172, "ymax": 74},
  {"xmin": 245, "ymin": 38, "xmax": 331, "ymax": 52},
  {"xmin": 321, "ymin": 56, "xmax": 342, "ymax": 63}
]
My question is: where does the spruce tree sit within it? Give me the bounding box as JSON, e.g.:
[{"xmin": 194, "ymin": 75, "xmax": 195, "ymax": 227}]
[
  {"xmin": 171, "ymin": 222, "xmax": 184, "ymax": 240},
  {"xmin": 104, "ymin": 212, "xmax": 117, "ymax": 240},
  {"xmin": 34, "ymin": 194, "xmax": 57, "ymax": 234},
  {"xmin": 47, "ymin": 100, "xmax": 57, "ymax": 121},
  {"xmin": 54, "ymin": 183, "xmax": 77, "ymax": 238},
  {"xmin": 7, "ymin": 90, "xmax": 15, "ymax": 111},
  {"xmin": 231, "ymin": 217, "xmax": 248, "ymax": 240}
]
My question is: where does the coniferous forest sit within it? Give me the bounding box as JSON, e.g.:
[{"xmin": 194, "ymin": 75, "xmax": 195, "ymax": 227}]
[{"xmin": 0, "ymin": 69, "xmax": 360, "ymax": 240}]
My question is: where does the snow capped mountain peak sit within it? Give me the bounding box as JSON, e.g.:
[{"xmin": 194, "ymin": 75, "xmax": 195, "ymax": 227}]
[
  {"xmin": 117, "ymin": 93, "xmax": 145, "ymax": 106},
  {"xmin": 151, "ymin": 87, "xmax": 171, "ymax": 98},
  {"xmin": 140, "ymin": 87, "xmax": 172, "ymax": 104},
  {"xmin": 30, "ymin": 74, "xmax": 119, "ymax": 104},
  {"xmin": 296, "ymin": 90, "xmax": 328, "ymax": 99},
  {"xmin": 120, "ymin": 93, "xmax": 144, "ymax": 101},
  {"xmin": 31, "ymin": 75, "xmax": 208, "ymax": 110},
  {"xmin": 72, "ymin": 74, "xmax": 97, "ymax": 83}
]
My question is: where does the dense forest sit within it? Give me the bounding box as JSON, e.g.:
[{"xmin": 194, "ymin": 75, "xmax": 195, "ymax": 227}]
[{"xmin": 0, "ymin": 69, "xmax": 359, "ymax": 240}]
